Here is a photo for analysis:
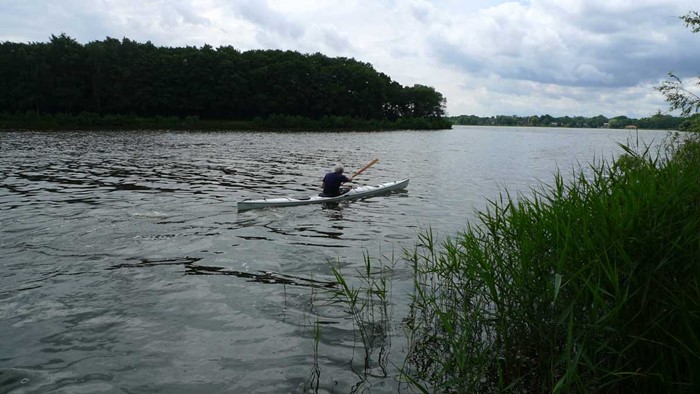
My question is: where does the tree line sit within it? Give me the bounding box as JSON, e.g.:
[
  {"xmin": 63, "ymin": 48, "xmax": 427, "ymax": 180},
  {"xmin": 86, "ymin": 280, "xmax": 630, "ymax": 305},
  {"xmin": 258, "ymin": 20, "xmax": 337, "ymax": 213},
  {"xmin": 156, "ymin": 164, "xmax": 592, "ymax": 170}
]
[
  {"xmin": 0, "ymin": 34, "xmax": 448, "ymax": 126},
  {"xmin": 448, "ymin": 112, "xmax": 700, "ymax": 131}
]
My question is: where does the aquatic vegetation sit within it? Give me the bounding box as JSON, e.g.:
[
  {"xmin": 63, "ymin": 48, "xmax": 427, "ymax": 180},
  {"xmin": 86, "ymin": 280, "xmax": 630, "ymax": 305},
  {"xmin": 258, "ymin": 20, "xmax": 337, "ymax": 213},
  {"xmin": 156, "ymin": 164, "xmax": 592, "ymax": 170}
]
[
  {"xmin": 402, "ymin": 133, "xmax": 700, "ymax": 392},
  {"xmin": 329, "ymin": 253, "xmax": 396, "ymax": 379}
]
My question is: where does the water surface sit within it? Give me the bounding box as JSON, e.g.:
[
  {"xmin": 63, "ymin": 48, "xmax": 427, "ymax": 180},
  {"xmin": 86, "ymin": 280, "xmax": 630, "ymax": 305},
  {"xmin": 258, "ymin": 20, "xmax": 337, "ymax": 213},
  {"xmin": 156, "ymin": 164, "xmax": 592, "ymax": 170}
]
[{"xmin": 0, "ymin": 126, "xmax": 670, "ymax": 392}]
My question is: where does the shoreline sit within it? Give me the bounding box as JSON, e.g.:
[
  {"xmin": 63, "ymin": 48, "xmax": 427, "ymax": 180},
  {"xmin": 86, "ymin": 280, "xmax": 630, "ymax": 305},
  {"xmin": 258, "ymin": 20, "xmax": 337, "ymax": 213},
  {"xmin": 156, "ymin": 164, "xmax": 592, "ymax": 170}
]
[{"xmin": 0, "ymin": 114, "xmax": 453, "ymax": 132}]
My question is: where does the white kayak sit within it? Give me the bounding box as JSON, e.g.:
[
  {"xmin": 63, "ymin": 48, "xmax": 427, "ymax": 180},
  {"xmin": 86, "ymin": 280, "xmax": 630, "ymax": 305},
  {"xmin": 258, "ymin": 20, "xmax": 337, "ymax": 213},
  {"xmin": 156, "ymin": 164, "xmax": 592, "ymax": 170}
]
[{"xmin": 237, "ymin": 179, "xmax": 409, "ymax": 211}]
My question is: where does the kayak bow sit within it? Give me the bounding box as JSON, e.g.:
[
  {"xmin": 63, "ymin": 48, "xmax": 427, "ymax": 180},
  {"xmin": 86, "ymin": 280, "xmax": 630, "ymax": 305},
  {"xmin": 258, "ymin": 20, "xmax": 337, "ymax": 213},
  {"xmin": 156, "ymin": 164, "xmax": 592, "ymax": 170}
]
[{"xmin": 237, "ymin": 179, "xmax": 409, "ymax": 211}]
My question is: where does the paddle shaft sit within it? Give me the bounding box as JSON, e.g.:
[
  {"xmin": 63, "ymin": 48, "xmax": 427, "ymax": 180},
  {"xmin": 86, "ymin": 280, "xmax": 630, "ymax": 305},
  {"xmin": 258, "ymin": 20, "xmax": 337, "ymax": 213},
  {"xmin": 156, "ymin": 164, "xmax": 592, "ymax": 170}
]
[{"xmin": 351, "ymin": 158, "xmax": 379, "ymax": 179}]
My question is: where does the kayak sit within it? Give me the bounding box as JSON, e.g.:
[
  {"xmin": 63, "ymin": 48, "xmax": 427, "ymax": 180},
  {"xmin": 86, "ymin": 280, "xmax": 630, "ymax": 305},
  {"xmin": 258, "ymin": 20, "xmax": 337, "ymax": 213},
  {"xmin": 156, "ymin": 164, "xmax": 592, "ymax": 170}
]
[{"xmin": 237, "ymin": 179, "xmax": 409, "ymax": 211}]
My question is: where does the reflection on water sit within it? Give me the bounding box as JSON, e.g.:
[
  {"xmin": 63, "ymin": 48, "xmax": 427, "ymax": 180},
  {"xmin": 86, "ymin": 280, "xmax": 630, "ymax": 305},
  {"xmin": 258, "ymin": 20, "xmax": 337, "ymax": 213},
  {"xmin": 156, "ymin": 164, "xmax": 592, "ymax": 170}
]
[
  {"xmin": 0, "ymin": 127, "xmax": 670, "ymax": 392},
  {"xmin": 106, "ymin": 256, "xmax": 339, "ymax": 288},
  {"xmin": 186, "ymin": 263, "xmax": 338, "ymax": 289}
]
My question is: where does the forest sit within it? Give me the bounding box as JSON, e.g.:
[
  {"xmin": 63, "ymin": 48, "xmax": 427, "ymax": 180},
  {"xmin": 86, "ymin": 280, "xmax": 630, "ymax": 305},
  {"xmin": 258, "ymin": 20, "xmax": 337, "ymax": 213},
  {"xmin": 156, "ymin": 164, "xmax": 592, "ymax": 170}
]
[{"xmin": 0, "ymin": 34, "xmax": 450, "ymax": 129}]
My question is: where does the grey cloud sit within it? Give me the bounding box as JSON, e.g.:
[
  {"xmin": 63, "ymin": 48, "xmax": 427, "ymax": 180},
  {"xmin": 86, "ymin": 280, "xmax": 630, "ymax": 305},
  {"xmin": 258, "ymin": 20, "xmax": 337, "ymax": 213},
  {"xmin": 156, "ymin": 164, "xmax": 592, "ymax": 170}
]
[
  {"xmin": 319, "ymin": 27, "xmax": 352, "ymax": 52},
  {"xmin": 0, "ymin": 1, "xmax": 124, "ymax": 43},
  {"xmin": 430, "ymin": 2, "xmax": 700, "ymax": 89},
  {"xmin": 169, "ymin": 3, "xmax": 211, "ymax": 27},
  {"xmin": 0, "ymin": 2, "xmax": 55, "ymax": 42},
  {"xmin": 390, "ymin": 46, "xmax": 418, "ymax": 59},
  {"xmin": 159, "ymin": 8, "xmax": 210, "ymax": 29},
  {"xmin": 408, "ymin": 1, "xmax": 436, "ymax": 24},
  {"xmin": 234, "ymin": 0, "xmax": 304, "ymax": 39},
  {"xmin": 0, "ymin": 0, "xmax": 213, "ymax": 45}
]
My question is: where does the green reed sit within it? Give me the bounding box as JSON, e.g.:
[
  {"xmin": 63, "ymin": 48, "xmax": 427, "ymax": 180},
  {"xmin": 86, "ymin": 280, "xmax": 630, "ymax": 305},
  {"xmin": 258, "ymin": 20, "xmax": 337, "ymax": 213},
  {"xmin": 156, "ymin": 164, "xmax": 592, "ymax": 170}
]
[
  {"xmin": 329, "ymin": 252, "xmax": 395, "ymax": 378},
  {"xmin": 306, "ymin": 319, "xmax": 322, "ymax": 393},
  {"xmin": 402, "ymin": 133, "xmax": 700, "ymax": 392}
]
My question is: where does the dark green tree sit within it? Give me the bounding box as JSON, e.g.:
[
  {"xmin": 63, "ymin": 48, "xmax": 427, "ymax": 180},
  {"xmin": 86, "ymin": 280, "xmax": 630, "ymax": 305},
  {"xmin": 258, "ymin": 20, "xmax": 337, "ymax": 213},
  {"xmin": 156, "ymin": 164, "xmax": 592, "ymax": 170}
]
[
  {"xmin": 400, "ymin": 84, "xmax": 446, "ymax": 118},
  {"xmin": 0, "ymin": 35, "xmax": 448, "ymax": 126},
  {"xmin": 589, "ymin": 115, "xmax": 609, "ymax": 128}
]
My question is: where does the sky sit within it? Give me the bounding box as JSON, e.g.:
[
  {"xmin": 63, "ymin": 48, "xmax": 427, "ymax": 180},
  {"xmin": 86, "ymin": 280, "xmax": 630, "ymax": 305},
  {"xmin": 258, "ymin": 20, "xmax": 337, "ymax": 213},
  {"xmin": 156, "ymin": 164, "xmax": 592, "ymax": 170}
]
[{"xmin": 1, "ymin": 0, "xmax": 699, "ymax": 118}]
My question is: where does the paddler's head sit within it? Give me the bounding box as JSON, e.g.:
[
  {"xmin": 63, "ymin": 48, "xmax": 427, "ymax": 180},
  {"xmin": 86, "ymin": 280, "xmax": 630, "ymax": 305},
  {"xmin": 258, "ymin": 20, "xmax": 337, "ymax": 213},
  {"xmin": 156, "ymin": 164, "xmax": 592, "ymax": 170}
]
[{"xmin": 334, "ymin": 164, "xmax": 344, "ymax": 174}]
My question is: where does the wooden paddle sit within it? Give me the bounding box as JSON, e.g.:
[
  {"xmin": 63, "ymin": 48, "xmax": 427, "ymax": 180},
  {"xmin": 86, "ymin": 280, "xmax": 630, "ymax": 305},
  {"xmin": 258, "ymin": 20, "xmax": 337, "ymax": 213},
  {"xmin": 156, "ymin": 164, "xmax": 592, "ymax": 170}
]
[{"xmin": 350, "ymin": 158, "xmax": 379, "ymax": 180}]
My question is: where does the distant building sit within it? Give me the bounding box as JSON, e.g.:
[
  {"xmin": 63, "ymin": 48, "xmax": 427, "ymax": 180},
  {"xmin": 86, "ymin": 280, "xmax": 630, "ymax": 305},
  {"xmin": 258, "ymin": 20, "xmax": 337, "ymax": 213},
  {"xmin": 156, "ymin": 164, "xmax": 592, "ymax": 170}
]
[{"xmin": 603, "ymin": 123, "xmax": 610, "ymax": 128}]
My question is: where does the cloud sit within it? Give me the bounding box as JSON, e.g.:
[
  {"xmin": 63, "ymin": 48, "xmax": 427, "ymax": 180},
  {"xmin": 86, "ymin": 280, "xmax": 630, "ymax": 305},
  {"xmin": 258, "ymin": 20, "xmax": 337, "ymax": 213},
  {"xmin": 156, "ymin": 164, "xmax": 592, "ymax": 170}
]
[
  {"xmin": 160, "ymin": 3, "xmax": 211, "ymax": 29},
  {"xmin": 233, "ymin": 0, "xmax": 304, "ymax": 40},
  {"xmin": 406, "ymin": 0, "xmax": 440, "ymax": 24},
  {"xmin": 429, "ymin": 0, "xmax": 700, "ymax": 89},
  {"xmin": 448, "ymin": 73, "xmax": 669, "ymax": 117},
  {"xmin": 310, "ymin": 25, "xmax": 353, "ymax": 53}
]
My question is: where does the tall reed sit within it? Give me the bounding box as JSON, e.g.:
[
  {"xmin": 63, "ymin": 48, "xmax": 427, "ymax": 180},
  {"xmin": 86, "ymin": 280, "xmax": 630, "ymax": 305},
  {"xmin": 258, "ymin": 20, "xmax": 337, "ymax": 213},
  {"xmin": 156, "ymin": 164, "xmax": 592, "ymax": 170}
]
[
  {"xmin": 330, "ymin": 253, "xmax": 395, "ymax": 378},
  {"xmin": 403, "ymin": 134, "xmax": 700, "ymax": 392}
]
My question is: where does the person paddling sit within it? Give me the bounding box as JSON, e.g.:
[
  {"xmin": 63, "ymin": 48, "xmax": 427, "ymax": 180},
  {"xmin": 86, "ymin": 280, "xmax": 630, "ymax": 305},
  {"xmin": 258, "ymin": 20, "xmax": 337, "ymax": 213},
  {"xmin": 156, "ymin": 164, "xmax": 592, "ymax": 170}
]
[{"xmin": 321, "ymin": 164, "xmax": 353, "ymax": 197}]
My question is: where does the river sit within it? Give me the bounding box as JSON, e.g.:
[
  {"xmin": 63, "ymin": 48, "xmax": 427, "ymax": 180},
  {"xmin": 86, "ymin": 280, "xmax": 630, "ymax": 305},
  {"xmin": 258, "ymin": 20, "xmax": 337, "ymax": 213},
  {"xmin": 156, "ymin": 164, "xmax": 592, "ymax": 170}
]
[{"xmin": 0, "ymin": 126, "xmax": 671, "ymax": 393}]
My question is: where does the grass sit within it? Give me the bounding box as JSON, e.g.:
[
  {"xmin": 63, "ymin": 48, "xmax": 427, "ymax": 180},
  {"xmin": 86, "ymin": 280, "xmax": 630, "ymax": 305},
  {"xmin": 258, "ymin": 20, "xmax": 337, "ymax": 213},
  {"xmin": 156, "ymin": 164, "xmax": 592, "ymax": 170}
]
[
  {"xmin": 402, "ymin": 132, "xmax": 700, "ymax": 392},
  {"xmin": 324, "ymin": 132, "xmax": 700, "ymax": 393}
]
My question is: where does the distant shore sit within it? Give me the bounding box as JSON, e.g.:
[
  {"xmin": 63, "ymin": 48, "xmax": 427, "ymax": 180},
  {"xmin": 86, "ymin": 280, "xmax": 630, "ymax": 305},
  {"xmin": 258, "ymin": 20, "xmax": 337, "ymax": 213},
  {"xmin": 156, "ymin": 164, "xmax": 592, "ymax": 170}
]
[{"xmin": 447, "ymin": 113, "xmax": 700, "ymax": 131}]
